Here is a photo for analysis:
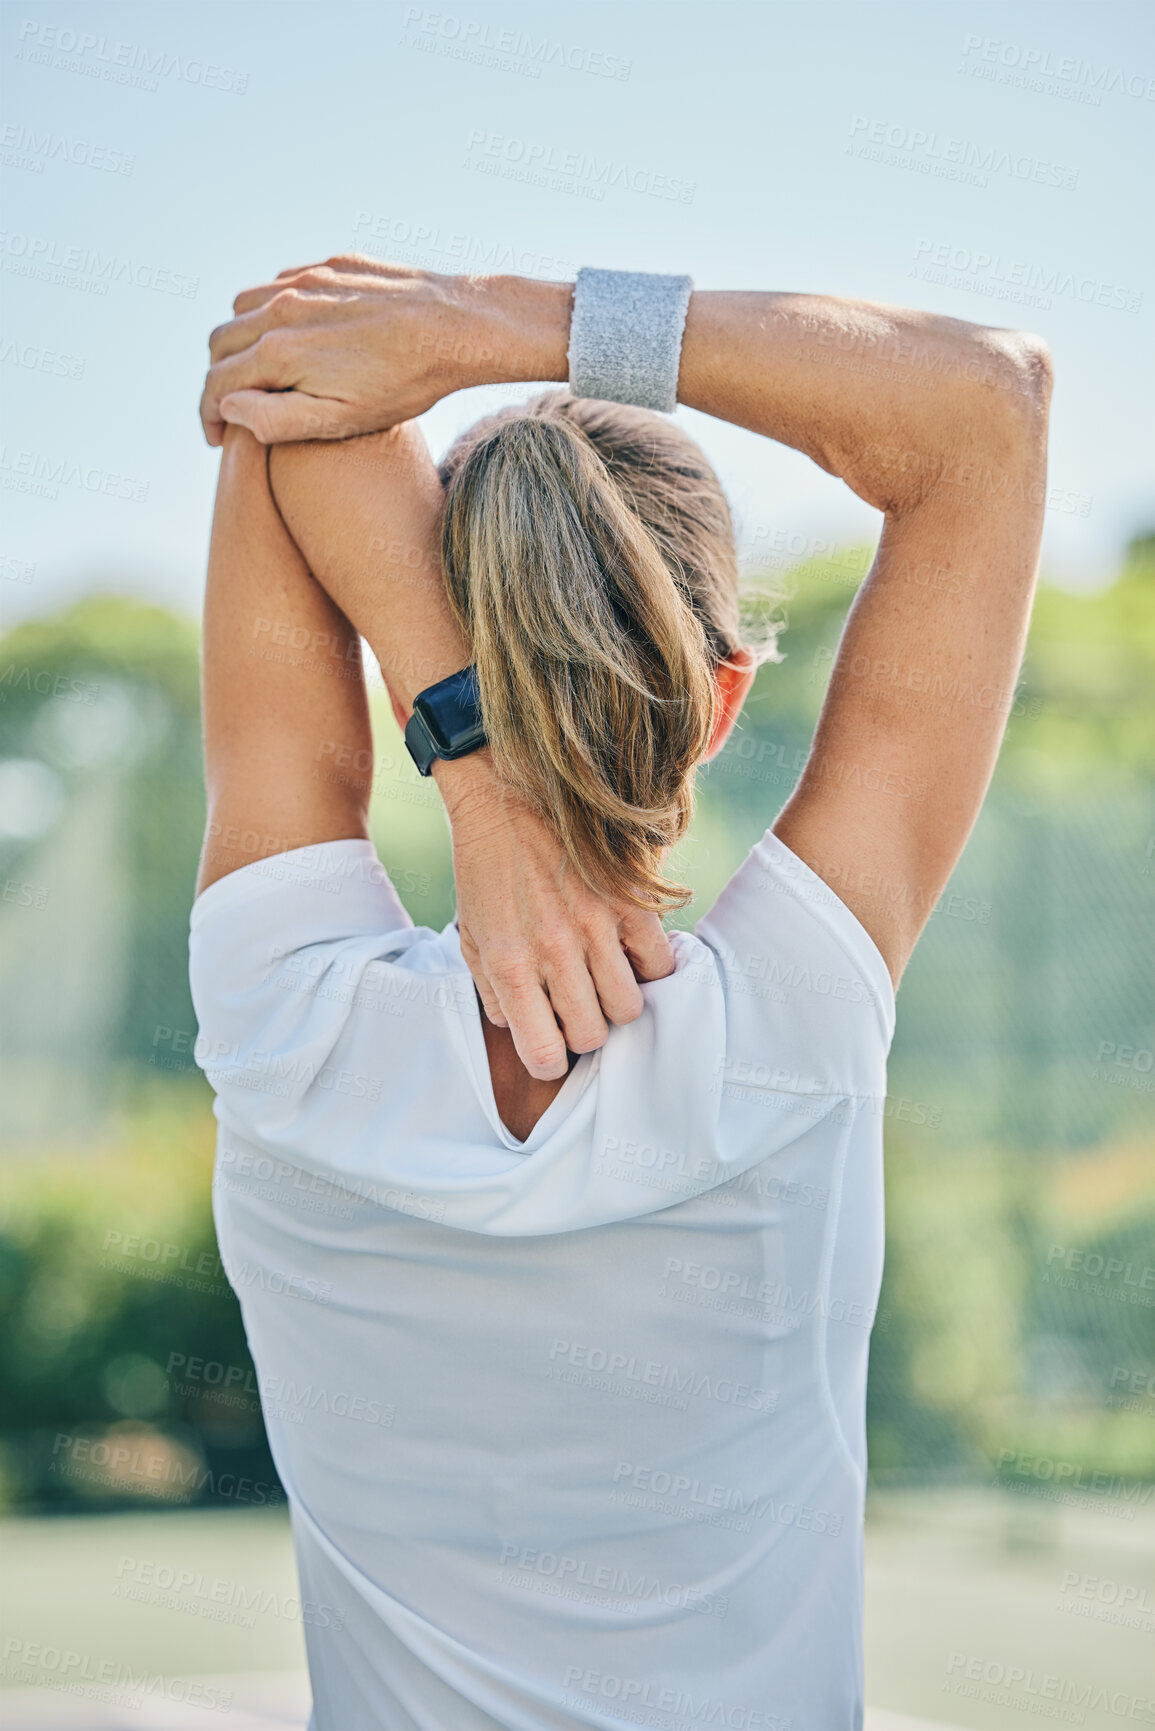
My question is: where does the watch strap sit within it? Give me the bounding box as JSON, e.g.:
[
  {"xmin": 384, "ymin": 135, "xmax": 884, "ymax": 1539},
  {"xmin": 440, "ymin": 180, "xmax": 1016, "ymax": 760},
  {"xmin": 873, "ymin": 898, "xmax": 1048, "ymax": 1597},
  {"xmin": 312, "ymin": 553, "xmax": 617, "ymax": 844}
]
[
  {"xmin": 403, "ymin": 665, "xmax": 487, "ymax": 777},
  {"xmin": 403, "ymin": 708, "xmax": 440, "ymax": 778}
]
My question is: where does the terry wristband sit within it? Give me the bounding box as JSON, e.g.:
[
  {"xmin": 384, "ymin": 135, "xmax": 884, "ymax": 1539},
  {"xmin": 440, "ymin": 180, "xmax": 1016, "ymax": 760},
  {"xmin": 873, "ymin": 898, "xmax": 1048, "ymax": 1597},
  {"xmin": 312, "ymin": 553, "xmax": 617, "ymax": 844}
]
[{"xmin": 567, "ymin": 267, "xmax": 693, "ymax": 414}]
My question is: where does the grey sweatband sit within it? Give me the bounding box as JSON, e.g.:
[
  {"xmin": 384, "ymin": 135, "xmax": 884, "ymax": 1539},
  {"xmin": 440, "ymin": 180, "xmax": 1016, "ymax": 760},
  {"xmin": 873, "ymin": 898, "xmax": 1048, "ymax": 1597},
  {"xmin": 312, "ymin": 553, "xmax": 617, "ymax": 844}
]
[{"xmin": 567, "ymin": 267, "xmax": 693, "ymax": 414}]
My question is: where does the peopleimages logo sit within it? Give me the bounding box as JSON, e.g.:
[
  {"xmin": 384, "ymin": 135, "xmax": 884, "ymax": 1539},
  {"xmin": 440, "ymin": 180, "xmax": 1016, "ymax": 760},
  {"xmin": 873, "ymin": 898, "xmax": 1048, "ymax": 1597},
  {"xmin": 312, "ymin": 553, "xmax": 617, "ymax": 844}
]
[
  {"xmin": 0, "ymin": 231, "xmax": 198, "ymax": 297},
  {"xmin": 196, "ymin": 1039, "xmax": 384, "ymax": 1103},
  {"xmin": 846, "ymin": 116, "xmax": 1079, "ymax": 190},
  {"xmin": 216, "ymin": 1142, "xmax": 447, "ymax": 1225},
  {"xmin": 399, "ymin": 7, "xmax": 632, "ymax": 80},
  {"xmin": 13, "ymin": 18, "xmax": 249, "ymax": 93},
  {"xmin": 561, "ymin": 1669, "xmax": 792, "ymax": 1731},
  {"xmin": 712, "ymin": 945, "xmax": 877, "ymax": 1007},
  {"xmin": 610, "ymin": 1462, "xmax": 846, "ymax": 1538},
  {"xmin": 0, "ymin": 122, "xmax": 135, "ymax": 175},
  {"xmin": 113, "ymin": 1556, "xmax": 347, "ymax": 1631},
  {"xmin": 49, "ymin": 1432, "xmax": 282, "ymax": 1508},
  {"xmin": 659, "ymin": 1257, "xmax": 880, "ymax": 1331},
  {"xmin": 351, "ymin": 210, "xmax": 575, "ymax": 281},
  {"xmin": 959, "ymin": 34, "xmax": 1155, "ymax": 103},
  {"xmin": 1, "ymin": 1638, "xmax": 235, "ymax": 1712},
  {"xmin": 1057, "ymin": 1570, "xmax": 1154, "ymax": 1616},
  {"xmin": 462, "ymin": 130, "xmax": 696, "ymax": 203},
  {"xmin": 0, "ymin": 447, "xmax": 148, "ymax": 502},
  {"xmin": 995, "ymin": 1448, "xmax": 1153, "ymax": 1522},
  {"xmin": 497, "ymin": 1544, "xmax": 729, "ymax": 1617},
  {"xmin": 0, "ymin": 663, "xmax": 101, "ymax": 703},
  {"xmin": 0, "ymin": 337, "xmax": 85, "ymax": 379},
  {"xmin": 944, "ymin": 1652, "xmax": 1154, "ymax": 1722},
  {"xmin": 547, "ymin": 1338, "xmax": 777, "ymax": 1413},
  {"xmin": 1043, "ymin": 1242, "xmax": 1155, "ymax": 1303},
  {"xmin": 224, "ymin": 1261, "xmax": 333, "ymax": 1305},
  {"xmin": 911, "ymin": 239, "xmax": 1142, "ymax": 315}
]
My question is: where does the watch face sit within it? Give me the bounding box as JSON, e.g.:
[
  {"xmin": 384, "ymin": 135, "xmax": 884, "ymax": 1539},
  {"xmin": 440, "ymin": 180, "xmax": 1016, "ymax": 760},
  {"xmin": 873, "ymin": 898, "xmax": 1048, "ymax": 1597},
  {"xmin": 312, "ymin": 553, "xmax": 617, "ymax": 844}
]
[
  {"xmin": 416, "ymin": 668, "xmax": 485, "ymax": 758},
  {"xmin": 417, "ymin": 696, "xmax": 453, "ymax": 754}
]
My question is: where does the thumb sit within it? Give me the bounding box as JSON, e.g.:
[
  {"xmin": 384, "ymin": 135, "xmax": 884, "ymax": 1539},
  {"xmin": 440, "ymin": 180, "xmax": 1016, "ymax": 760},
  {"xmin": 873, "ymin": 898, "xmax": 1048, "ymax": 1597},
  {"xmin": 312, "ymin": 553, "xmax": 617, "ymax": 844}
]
[{"xmin": 219, "ymin": 390, "xmax": 363, "ymax": 445}]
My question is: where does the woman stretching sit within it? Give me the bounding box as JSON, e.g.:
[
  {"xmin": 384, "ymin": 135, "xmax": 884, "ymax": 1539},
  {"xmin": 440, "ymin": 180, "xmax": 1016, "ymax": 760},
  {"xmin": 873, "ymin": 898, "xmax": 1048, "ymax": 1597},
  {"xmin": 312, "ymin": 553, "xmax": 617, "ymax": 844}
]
[{"xmin": 191, "ymin": 263, "xmax": 1051, "ymax": 1730}]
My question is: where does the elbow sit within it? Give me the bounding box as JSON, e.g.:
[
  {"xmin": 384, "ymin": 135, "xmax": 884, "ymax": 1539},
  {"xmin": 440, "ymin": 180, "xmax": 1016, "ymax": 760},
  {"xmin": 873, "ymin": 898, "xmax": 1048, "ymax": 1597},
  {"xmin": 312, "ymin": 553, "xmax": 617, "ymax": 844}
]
[
  {"xmin": 962, "ymin": 329, "xmax": 1053, "ymax": 471},
  {"xmin": 989, "ymin": 328, "xmax": 1054, "ymax": 421},
  {"xmin": 1009, "ymin": 330, "xmax": 1054, "ymax": 411}
]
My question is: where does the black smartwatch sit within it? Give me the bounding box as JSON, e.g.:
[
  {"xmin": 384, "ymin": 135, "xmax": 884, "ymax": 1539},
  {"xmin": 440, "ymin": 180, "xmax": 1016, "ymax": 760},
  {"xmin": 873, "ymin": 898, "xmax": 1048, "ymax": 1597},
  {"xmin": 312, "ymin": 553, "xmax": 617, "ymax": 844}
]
[{"xmin": 403, "ymin": 665, "xmax": 487, "ymax": 776}]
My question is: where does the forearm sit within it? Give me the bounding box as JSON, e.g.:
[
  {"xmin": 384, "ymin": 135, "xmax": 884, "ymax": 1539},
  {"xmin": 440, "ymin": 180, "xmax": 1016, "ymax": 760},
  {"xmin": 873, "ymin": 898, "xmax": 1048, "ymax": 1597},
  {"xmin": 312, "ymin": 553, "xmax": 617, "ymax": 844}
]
[
  {"xmin": 203, "ymin": 257, "xmax": 1046, "ymax": 512},
  {"xmin": 266, "ymin": 424, "xmax": 503, "ymax": 819},
  {"xmin": 197, "ymin": 429, "xmax": 373, "ymax": 894},
  {"xmin": 455, "ymin": 273, "xmax": 1049, "ymax": 978},
  {"xmin": 464, "ymin": 276, "xmax": 1046, "ymax": 515},
  {"xmin": 267, "ymin": 427, "xmax": 452, "ymax": 705},
  {"xmin": 198, "ymin": 256, "xmax": 1052, "ymax": 1010}
]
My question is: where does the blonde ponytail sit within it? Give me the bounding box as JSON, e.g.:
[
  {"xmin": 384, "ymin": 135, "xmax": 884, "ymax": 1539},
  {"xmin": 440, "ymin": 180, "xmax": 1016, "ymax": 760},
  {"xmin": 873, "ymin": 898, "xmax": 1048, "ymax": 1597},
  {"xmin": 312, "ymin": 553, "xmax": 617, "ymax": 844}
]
[{"xmin": 439, "ymin": 390, "xmax": 774, "ymax": 913}]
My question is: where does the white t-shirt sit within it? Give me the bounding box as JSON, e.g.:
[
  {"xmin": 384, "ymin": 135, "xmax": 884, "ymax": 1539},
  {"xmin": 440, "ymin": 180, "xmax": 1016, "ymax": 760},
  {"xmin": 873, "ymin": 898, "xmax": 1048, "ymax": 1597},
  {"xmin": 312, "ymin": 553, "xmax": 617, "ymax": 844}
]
[{"xmin": 189, "ymin": 831, "xmax": 895, "ymax": 1731}]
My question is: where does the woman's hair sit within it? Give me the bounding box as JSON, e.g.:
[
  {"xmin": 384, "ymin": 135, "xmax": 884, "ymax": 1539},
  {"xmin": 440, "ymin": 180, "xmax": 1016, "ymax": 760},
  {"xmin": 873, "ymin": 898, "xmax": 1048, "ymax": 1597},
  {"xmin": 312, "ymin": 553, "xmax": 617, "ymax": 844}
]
[{"xmin": 438, "ymin": 388, "xmax": 781, "ymax": 914}]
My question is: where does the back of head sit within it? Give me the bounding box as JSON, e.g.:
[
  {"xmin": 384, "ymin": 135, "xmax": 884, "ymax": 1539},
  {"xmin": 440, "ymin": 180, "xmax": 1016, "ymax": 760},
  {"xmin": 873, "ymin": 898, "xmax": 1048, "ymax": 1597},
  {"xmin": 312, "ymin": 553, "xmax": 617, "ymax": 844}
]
[{"xmin": 439, "ymin": 389, "xmax": 777, "ymax": 913}]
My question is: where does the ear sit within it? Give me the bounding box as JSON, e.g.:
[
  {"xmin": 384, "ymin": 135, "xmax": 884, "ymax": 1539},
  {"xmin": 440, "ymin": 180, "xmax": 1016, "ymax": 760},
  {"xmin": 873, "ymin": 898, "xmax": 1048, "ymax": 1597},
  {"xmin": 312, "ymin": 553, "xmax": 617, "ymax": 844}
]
[{"xmin": 703, "ymin": 645, "xmax": 758, "ymax": 761}]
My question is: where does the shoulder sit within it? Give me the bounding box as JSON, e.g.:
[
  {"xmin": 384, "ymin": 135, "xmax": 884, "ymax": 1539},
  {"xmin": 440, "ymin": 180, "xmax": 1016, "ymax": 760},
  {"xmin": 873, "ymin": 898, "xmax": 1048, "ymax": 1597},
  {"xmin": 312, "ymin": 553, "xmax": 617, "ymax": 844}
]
[{"xmin": 693, "ymin": 829, "xmax": 895, "ymax": 1097}]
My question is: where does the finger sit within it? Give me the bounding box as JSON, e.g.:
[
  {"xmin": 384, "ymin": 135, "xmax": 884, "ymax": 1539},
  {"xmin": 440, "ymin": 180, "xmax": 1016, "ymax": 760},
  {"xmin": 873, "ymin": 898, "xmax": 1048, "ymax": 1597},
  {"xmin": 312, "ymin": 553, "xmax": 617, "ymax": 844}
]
[
  {"xmin": 583, "ymin": 928, "xmax": 646, "ymax": 1025},
  {"xmin": 230, "ymin": 271, "xmax": 338, "ymax": 314},
  {"xmin": 209, "ymin": 300, "xmax": 288, "ymax": 364},
  {"xmin": 233, "ymin": 256, "xmax": 408, "ymax": 314},
  {"xmin": 618, "ymin": 910, "xmax": 677, "ymax": 982},
  {"xmin": 539, "ymin": 946, "xmax": 609, "ymax": 1055},
  {"xmin": 232, "ymin": 271, "xmax": 336, "ymax": 315},
  {"xmin": 274, "ymin": 261, "xmax": 326, "ymax": 280},
  {"xmin": 321, "ymin": 255, "xmax": 421, "ymax": 281},
  {"xmin": 231, "ymin": 278, "xmax": 297, "ymax": 316},
  {"xmin": 489, "ymin": 968, "xmax": 568, "ymax": 1081},
  {"xmin": 219, "ymin": 390, "xmax": 361, "ymax": 445},
  {"xmin": 232, "ymin": 264, "xmax": 348, "ymax": 312},
  {"xmin": 200, "ymin": 374, "xmax": 226, "ymax": 445},
  {"xmin": 475, "ymin": 980, "xmax": 509, "ymax": 1029},
  {"xmin": 200, "ymin": 333, "xmax": 298, "ymax": 441},
  {"xmin": 272, "ymin": 255, "xmax": 413, "ymax": 277},
  {"xmin": 458, "ymin": 927, "xmax": 509, "ymax": 1027},
  {"xmin": 212, "ymin": 284, "xmax": 355, "ymax": 373}
]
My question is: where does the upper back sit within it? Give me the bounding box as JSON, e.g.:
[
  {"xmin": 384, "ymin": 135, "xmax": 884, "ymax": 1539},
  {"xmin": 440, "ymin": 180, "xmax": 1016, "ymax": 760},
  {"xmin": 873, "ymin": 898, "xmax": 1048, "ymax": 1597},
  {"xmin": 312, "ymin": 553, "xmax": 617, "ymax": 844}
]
[{"xmin": 188, "ymin": 829, "xmax": 894, "ymax": 1237}]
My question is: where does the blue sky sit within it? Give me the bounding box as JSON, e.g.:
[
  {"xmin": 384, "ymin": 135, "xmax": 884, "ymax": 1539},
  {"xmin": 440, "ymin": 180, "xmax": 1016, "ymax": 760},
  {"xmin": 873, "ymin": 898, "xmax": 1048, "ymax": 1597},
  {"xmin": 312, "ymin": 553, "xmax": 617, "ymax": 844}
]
[{"xmin": 2, "ymin": 0, "xmax": 1152, "ymax": 629}]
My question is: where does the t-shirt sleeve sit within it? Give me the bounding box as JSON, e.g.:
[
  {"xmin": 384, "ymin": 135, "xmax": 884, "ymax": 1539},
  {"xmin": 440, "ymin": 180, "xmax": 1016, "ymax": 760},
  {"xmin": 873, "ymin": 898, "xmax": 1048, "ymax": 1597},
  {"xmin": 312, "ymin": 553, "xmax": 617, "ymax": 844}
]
[
  {"xmin": 188, "ymin": 840, "xmax": 425, "ymax": 1135},
  {"xmin": 693, "ymin": 828, "xmax": 896, "ymax": 1100}
]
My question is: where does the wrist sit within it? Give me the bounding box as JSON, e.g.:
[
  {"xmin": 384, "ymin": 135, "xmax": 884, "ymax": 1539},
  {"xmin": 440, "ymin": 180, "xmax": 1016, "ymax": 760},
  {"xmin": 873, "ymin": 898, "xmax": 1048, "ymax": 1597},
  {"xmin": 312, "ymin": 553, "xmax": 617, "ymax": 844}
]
[
  {"xmin": 450, "ymin": 274, "xmax": 572, "ymax": 392},
  {"xmin": 433, "ymin": 748, "xmax": 531, "ymax": 838},
  {"xmin": 431, "ymin": 746, "xmax": 500, "ymax": 818}
]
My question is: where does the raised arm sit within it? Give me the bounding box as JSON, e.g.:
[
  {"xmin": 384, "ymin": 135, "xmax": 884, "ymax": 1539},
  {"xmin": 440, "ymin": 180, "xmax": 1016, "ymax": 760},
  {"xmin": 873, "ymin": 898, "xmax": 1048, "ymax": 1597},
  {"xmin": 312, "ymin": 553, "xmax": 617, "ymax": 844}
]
[
  {"xmin": 468, "ymin": 282, "xmax": 1048, "ymax": 986},
  {"xmin": 201, "ymin": 261, "xmax": 1051, "ymax": 987},
  {"xmin": 196, "ymin": 423, "xmax": 372, "ymax": 898},
  {"xmin": 263, "ymin": 425, "xmax": 676, "ymax": 1076},
  {"xmin": 197, "ymin": 409, "xmax": 675, "ymax": 1080},
  {"xmin": 675, "ymin": 294, "xmax": 1052, "ymax": 984}
]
